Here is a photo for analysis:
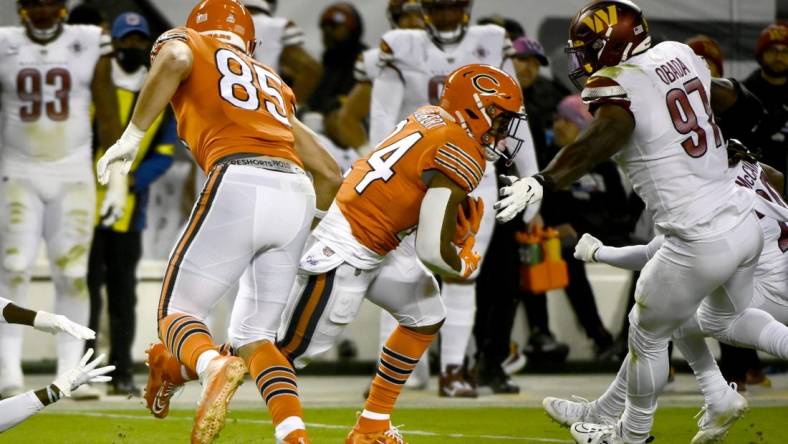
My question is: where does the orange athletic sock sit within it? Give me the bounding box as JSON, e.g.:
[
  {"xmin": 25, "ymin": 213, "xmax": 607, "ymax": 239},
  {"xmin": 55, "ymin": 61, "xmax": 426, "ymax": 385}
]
[
  {"xmin": 158, "ymin": 313, "xmax": 214, "ymax": 376},
  {"xmin": 248, "ymin": 340, "xmax": 305, "ymax": 431},
  {"xmin": 359, "ymin": 325, "xmax": 436, "ymax": 433}
]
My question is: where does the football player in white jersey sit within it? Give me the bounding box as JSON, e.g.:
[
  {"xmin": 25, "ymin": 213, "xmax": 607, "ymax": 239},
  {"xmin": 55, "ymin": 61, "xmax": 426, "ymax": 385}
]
[
  {"xmin": 325, "ymin": 0, "xmax": 424, "ymax": 151},
  {"xmin": 242, "ymin": 0, "xmax": 322, "ymax": 106},
  {"xmin": 0, "ymin": 0, "xmax": 121, "ymax": 399},
  {"xmin": 370, "ymin": 0, "xmax": 539, "ymax": 398},
  {"xmin": 494, "ymin": 1, "xmax": 788, "ymax": 442},
  {"xmin": 544, "ymin": 142, "xmax": 788, "ymax": 444}
]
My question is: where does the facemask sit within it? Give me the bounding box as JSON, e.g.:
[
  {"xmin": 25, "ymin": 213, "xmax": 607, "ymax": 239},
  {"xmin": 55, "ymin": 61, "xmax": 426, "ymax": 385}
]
[{"xmin": 116, "ymin": 48, "xmax": 148, "ymax": 73}]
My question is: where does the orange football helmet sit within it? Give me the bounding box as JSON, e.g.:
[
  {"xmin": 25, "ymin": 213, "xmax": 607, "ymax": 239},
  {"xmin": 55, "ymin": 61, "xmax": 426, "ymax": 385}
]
[
  {"xmin": 186, "ymin": 0, "xmax": 256, "ymax": 54},
  {"xmin": 440, "ymin": 64, "xmax": 527, "ymax": 164}
]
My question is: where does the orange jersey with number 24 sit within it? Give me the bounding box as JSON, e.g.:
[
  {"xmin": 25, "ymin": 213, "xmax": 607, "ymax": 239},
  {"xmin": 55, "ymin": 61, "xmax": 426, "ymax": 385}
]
[
  {"xmin": 337, "ymin": 105, "xmax": 486, "ymax": 255},
  {"xmin": 151, "ymin": 27, "xmax": 301, "ymax": 172}
]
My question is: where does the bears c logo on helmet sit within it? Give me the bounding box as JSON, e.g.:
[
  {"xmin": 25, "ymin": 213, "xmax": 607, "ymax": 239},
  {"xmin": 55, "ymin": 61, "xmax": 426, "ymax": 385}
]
[{"xmin": 471, "ymin": 73, "xmax": 500, "ymax": 94}]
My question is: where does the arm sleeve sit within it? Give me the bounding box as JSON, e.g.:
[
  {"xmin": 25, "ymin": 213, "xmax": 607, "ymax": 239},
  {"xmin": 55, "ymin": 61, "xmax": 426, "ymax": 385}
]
[
  {"xmin": 369, "ymin": 45, "xmax": 404, "ymax": 147},
  {"xmin": 594, "ymin": 235, "xmax": 665, "ymax": 271},
  {"xmin": 415, "ymin": 187, "xmax": 458, "ymax": 276},
  {"xmin": 0, "ymin": 297, "xmax": 10, "ymax": 323},
  {"xmin": 0, "ymin": 390, "xmax": 45, "ymax": 432},
  {"xmin": 502, "ymin": 57, "xmax": 541, "ymax": 221}
]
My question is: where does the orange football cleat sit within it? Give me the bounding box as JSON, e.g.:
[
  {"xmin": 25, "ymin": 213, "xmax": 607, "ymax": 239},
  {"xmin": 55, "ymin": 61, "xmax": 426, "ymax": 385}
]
[
  {"xmin": 346, "ymin": 424, "xmax": 407, "ymax": 444},
  {"xmin": 191, "ymin": 355, "xmax": 247, "ymax": 444},
  {"xmin": 145, "ymin": 342, "xmax": 185, "ymax": 419},
  {"xmin": 280, "ymin": 429, "xmax": 310, "ymax": 444}
]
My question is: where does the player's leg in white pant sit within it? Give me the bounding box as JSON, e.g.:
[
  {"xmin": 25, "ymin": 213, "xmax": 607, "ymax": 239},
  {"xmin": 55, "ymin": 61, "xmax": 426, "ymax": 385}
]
[
  {"xmin": 228, "ymin": 210, "xmax": 312, "ymax": 351},
  {"xmin": 0, "ymin": 177, "xmax": 45, "ymax": 395},
  {"xmin": 620, "ymin": 215, "xmax": 763, "ymax": 443},
  {"xmin": 0, "ymin": 390, "xmax": 45, "ymax": 431},
  {"xmin": 277, "ymin": 262, "xmax": 377, "ymax": 367},
  {"xmin": 439, "ymin": 165, "xmax": 497, "ymax": 374},
  {"xmin": 374, "ymin": 239, "xmax": 430, "ymax": 389},
  {"xmin": 42, "ymin": 179, "xmax": 95, "ymax": 376}
]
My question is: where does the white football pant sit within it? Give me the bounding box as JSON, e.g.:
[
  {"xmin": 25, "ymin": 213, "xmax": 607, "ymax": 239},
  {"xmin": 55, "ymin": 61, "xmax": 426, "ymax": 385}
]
[
  {"xmin": 0, "ymin": 177, "xmax": 95, "ymax": 391},
  {"xmin": 159, "ymin": 164, "xmax": 315, "ymax": 351}
]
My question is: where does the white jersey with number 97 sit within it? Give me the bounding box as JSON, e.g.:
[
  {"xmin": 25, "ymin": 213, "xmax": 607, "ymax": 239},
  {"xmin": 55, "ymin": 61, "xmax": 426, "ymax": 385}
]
[
  {"xmin": 582, "ymin": 41, "xmax": 754, "ymax": 240},
  {"xmin": 0, "ymin": 24, "xmax": 109, "ymax": 180}
]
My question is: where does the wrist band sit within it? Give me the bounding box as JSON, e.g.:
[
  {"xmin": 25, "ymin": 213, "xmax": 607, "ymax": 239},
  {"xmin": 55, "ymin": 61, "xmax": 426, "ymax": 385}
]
[
  {"xmin": 46, "ymin": 384, "xmax": 61, "ymax": 403},
  {"xmin": 314, "ymin": 208, "xmax": 327, "ymax": 220}
]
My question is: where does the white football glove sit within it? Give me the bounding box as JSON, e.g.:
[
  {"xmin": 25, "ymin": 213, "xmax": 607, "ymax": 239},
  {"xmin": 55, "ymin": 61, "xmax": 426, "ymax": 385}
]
[
  {"xmin": 99, "ymin": 167, "xmax": 128, "ymax": 227},
  {"xmin": 494, "ymin": 175, "xmax": 544, "ymax": 223},
  {"xmin": 96, "ymin": 124, "xmax": 145, "ymax": 185},
  {"xmin": 52, "ymin": 348, "xmax": 114, "ymax": 397},
  {"xmin": 574, "ymin": 233, "xmax": 603, "ymax": 263},
  {"xmin": 33, "ymin": 311, "xmax": 96, "ymax": 340}
]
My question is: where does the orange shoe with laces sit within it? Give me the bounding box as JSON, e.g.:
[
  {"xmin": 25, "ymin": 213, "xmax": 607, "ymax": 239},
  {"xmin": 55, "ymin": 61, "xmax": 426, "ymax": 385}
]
[
  {"xmin": 279, "ymin": 429, "xmax": 310, "ymax": 444},
  {"xmin": 144, "ymin": 343, "xmax": 186, "ymax": 419},
  {"xmin": 346, "ymin": 423, "xmax": 407, "ymax": 444},
  {"xmin": 191, "ymin": 355, "xmax": 247, "ymax": 444}
]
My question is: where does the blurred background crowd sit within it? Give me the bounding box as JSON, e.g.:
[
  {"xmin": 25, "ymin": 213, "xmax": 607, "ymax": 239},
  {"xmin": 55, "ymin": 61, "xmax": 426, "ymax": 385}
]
[{"xmin": 0, "ymin": 0, "xmax": 785, "ymax": 400}]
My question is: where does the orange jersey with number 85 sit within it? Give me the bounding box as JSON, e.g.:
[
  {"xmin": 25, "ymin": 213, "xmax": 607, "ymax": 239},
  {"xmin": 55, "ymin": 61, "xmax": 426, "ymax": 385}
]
[
  {"xmin": 151, "ymin": 27, "xmax": 301, "ymax": 172},
  {"xmin": 337, "ymin": 105, "xmax": 486, "ymax": 255}
]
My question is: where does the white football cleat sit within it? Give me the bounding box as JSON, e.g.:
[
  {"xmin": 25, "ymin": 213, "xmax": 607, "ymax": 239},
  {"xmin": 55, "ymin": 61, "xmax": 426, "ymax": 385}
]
[
  {"xmin": 691, "ymin": 384, "xmax": 748, "ymax": 444},
  {"xmin": 543, "ymin": 396, "xmax": 612, "ymax": 427},
  {"xmin": 570, "ymin": 422, "xmax": 624, "ymax": 444}
]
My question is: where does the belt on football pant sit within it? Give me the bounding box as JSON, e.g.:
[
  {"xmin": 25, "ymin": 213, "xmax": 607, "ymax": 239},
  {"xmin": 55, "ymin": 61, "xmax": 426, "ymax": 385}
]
[{"xmin": 216, "ymin": 153, "xmax": 307, "ymax": 176}]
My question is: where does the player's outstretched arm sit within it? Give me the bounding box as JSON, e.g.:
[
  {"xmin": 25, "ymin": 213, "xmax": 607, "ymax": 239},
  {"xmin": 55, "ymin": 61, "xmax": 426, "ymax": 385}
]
[
  {"xmin": 0, "ymin": 298, "xmax": 95, "ymax": 340},
  {"xmin": 577, "ymin": 233, "xmax": 665, "ymax": 271},
  {"xmin": 494, "ymin": 104, "xmax": 634, "ymax": 222},
  {"xmin": 96, "ymin": 40, "xmax": 193, "ymax": 184},
  {"xmin": 0, "ymin": 349, "xmax": 114, "ymax": 432},
  {"xmin": 91, "ymin": 55, "xmax": 122, "ymax": 151},
  {"xmin": 416, "ymin": 172, "xmax": 479, "ymax": 279},
  {"xmin": 290, "ymin": 115, "xmax": 343, "ymax": 214},
  {"xmin": 369, "ymin": 66, "xmax": 405, "ymax": 151}
]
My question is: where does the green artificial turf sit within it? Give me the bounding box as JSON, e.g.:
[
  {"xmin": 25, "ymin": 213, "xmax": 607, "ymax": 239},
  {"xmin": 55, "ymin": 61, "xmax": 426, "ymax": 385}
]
[{"xmin": 3, "ymin": 406, "xmax": 784, "ymax": 443}]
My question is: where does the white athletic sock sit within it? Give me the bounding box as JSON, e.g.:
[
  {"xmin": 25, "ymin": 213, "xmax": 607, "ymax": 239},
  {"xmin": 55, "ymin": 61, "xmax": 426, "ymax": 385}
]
[
  {"xmin": 54, "ymin": 288, "xmax": 89, "ymax": 376},
  {"xmin": 360, "ymin": 409, "xmax": 390, "ymax": 421},
  {"xmin": 621, "ymin": 328, "xmax": 669, "ymax": 443},
  {"xmin": 673, "ymin": 335, "xmax": 728, "ymax": 407},
  {"xmin": 274, "ymin": 416, "xmax": 306, "ymax": 441},
  {"xmin": 440, "ymin": 282, "xmax": 475, "ymax": 372},
  {"xmin": 196, "ymin": 349, "xmax": 220, "ymax": 379},
  {"xmin": 595, "ymin": 354, "xmax": 629, "ymax": 418}
]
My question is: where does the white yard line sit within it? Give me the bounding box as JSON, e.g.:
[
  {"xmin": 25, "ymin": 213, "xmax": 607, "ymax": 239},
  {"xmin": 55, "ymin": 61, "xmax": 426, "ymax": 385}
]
[{"xmin": 51, "ymin": 411, "xmax": 573, "ymax": 443}]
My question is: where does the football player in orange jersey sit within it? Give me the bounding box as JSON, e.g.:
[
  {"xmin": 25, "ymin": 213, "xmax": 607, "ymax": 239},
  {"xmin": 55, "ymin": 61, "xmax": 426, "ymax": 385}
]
[
  {"xmin": 269, "ymin": 64, "xmax": 526, "ymax": 444},
  {"xmin": 95, "ymin": 1, "xmax": 341, "ymax": 443}
]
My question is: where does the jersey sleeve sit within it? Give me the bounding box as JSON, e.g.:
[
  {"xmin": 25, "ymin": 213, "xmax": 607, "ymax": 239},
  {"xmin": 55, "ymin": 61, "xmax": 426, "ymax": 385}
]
[
  {"xmin": 150, "ymin": 27, "xmax": 191, "ymax": 64},
  {"xmin": 424, "ymin": 130, "xmax": 485, "ymax": 193},
  {"xmin": 581, "ymin": 72, "xmax": 632, "ymax": 117},
  {"xmin": 281, "ymin": 21, "xmax": 305, "ymax": 48}
]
